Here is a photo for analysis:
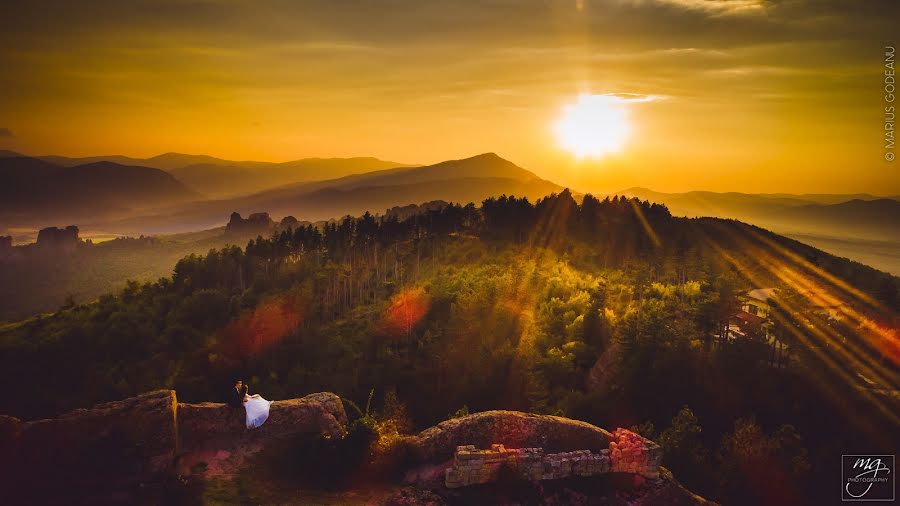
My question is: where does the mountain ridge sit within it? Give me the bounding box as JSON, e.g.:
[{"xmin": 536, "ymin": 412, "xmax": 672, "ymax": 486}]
[
  {"xmin": 84, "ymin": 153, "xmax": 564, "ymax": 234},
  {"xmin": 0, "ymin": 156, "xmax": 198, "ymax": 224}
]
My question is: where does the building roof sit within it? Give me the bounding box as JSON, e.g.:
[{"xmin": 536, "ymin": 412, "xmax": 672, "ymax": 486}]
[
  {"xmin": 732, "ymin": 311, "xmax": 766, "ymax": 326},
  {"xmin": 745, "ymin": 288, "xmax": 777, "ymax": 302},
  {"xmin": 744, "ymin": 287, "xmax": 842, "ymax": 309}
]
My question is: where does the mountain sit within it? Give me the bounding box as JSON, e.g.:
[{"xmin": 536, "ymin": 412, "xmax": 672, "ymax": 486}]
[
  {"xmin": 616, "ymin": 187, "xmax": 900, "ymax": 273},
  {"xmin": 618, "ymin": 187, "xmax": 820, "ymax": 219},
  {"xmin": 0, "ymin": 156, "xmax": 198, "ymax": 226},
  {"xmin": 168, "ymin": 156, "xmax": 413, "ymax": 197},
  {"xmin": 763, "ymin": 198, "xmax": 900, "ymax": 236},
  {"xmin": 0, "ymin": 150, "xmax": 414, "ymax": 197},
  {"xmin": 617, "ymin": 187, "xmax": 898, "ymax": 228},
  {"xmin": 97, "ymin": 153, "xmax": 565, "ymax": 234},
  {"xmin": 8, "ymin": 151, "xmax": 254, "ymax": 170}
]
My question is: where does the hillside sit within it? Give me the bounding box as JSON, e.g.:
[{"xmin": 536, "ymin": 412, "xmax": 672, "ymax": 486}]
[
  {"xmin": 0, "ymin": 156, "xmax": 198, "ymax": 226},
  {"xmin": 0, "ymin": 150, "xmax": 414, "ymax": 197},
  {"xmin": 763, "ymin": 198, "xmax": 900, "ymax": 236},
  {"xmin": 0, "ymin": 192, "xmax": 896, "ymax": 505},
  {"xmin": 0, "ymin": 226, "xmax": 260, "ymax": 322},
  {"xmin": 617, "ymin": 187, "xmax": 897, "ymax": 235},
  {"xmin": 617, "ymin": 187, "xmax": 900, "ymax": 273},
  {"xmin": 168, "ymin": 157, "xmax": 413, "ymax": 197},
  {"xmin": 97, "ymin": 153, "xmax": 563, "ymax": 234}
]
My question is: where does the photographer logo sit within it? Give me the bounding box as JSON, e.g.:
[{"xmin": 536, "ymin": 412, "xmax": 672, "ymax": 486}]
[{"xmin": 843, "ymin": 455, "xmax": 894, "ymax": 501}]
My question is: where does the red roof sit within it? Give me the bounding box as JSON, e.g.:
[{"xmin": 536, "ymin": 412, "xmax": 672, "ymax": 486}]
[{"xmin": 732, "ymin": 311, "xmax": 765, "ymax": 326}]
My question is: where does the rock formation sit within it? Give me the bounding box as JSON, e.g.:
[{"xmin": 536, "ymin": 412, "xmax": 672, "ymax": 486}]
[
  {"xmin": 1, "ymin": 390, "xmax": 347, "ymax": 504},
  {"xmin": 35, "ymin": 225, "xmax": 80, "ymax": 253},
  {"xmin": 402, "ymin": 410, "xmax": 614, "ymax": 466},
  {"xmin": 175, "ymin": 392, "xmax": 348, "ymax": 480},
  {"xmin": 226, "ymin": 211, "xmax": 274, "ymax": 235},
  {"xmin": 0, "ymin": 393, "xmax": 712, "ymax": 505},
  {"xmin": 279, "ymin": 215, "xmax": 300, "ymax": 230},
  {"xmin": 394, "ymin": 411, "xmax": 710, "ymax": 506},
  {"xmin": 3, "ymin": 390, "xmax": 177, "ymax": 503}
]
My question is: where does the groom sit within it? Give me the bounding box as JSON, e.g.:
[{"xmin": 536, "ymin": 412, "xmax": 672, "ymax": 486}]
[{"xmin": 228, "ymin": 379, "xmax": 247, "ymax": 408}]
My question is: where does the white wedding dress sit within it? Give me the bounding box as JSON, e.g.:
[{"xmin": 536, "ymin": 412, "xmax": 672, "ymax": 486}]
[{"xmin": 243, "ymin": 395, "xmax": 273, "ymax": 429}]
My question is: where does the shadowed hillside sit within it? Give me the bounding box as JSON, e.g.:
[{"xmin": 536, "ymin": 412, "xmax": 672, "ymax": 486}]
[
  {"xmin": 96, "ymin": 153, "xmax": 564, "ymax": 234},
  {"xmin": 0, "ymin": 150, "xmax": 414, "ymax": 198},
  {"xmin": 0, "ymin": 156, "xmax": 198, "ymax": 225},
  {"xmin": 169, "ymin": 157, "xmax": 413, "ymax": 197},
  {"xmin": 619, "ymin": 187, "xmax": 900, "ymax": 274}
]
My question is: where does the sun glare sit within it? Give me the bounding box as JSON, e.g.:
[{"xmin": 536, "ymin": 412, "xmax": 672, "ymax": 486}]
[{"xmin": 554, "ymin": 94, "xmax": 632, "ymax": 159}]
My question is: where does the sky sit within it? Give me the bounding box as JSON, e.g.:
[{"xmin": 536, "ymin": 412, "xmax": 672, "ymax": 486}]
[{"xmin": 1, "ymin": 0, "xmax": 897, "ymax": 195}]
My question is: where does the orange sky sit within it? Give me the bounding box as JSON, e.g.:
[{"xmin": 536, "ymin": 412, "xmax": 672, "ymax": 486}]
[{"xmin": 1, "ymin": 0, "xmax": 897, "ymax": 195}]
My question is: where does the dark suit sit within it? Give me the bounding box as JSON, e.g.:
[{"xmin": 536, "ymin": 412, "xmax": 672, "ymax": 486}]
[{"xmin": 227, "ymin": 385, "xmax": 246, "ymax": 408}]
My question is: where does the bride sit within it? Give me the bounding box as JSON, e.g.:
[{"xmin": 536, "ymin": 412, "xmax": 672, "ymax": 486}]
[{"xmin": 243, "ymin": 387, "xmax": 273, "ymax": 429}]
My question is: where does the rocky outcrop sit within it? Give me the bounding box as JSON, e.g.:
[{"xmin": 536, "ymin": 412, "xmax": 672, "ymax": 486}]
[
  {"xmin": 1, "ymin": 390, "xmax": 347, "ymax": 504},
  {"xmin": 178, "ymin": 392, "xmax": 346, "ymax": 449},
  {"xmin": 4, "ymin": 390, "xmax": 177, "ymax": 503},
  {"xmin": 0, "ymin": 394, "xmax": 712, "ymax": 505},
  {"xmin": 226, "ymin": 211, "xmax": 274, "ymax": 235},
  {"xmin": 279, "ymin": 215, "xmax": 300, "ymax": 229},
  {"xmin": 402, "ymin": 410, "xmax": 614, "ymax": 466},
  {"xmin": 175, "ymin": 392, "xmax": 348, "ymax": 479},
  {"xmin": 35, "ymin": 225, "xmax": 79, "ymax": 253}
]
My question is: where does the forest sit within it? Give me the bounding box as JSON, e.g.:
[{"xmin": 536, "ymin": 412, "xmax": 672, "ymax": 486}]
[{"xmin": 1, "ymin": 190, "xmax": 897, "ymax": 505}]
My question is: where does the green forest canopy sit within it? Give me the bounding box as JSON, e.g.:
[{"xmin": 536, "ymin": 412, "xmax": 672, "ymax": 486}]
[{"xmin": 1, "ymin": 191, "xmax": 897, "ymax": 505}]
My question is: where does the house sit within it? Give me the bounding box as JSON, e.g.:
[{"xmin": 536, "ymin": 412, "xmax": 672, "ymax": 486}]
[{"xmin": 742, "ymin": 288, "xmax": 777, "ymax": 318}]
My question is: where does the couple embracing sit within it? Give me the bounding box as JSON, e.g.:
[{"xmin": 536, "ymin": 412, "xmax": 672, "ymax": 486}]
[{"xmin": 228, "ymin": 380, "xmax": 273, "ymax": 429}]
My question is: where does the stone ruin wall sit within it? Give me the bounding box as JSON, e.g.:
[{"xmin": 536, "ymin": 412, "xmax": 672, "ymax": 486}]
[{"xmin": 445, "ymin": 427, "xmax": 662, "ymax": 488}]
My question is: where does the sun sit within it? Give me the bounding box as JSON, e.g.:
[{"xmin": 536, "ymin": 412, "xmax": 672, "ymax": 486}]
[{"xmin": 553, "ymin": 94, "xmax": 632, "ymax": 159}]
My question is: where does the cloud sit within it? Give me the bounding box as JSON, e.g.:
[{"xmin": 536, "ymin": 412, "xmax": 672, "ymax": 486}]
[
  {"xmin": 601, "ymin": 93, "xmax": 665, "ymax": 103},
  {"xmin": 0, "ymin": 128, "xmax": 12, "ymax": 137},
  {"xmin": 647, "ymin": 0, "xmax": 766, "ymax": 16}
]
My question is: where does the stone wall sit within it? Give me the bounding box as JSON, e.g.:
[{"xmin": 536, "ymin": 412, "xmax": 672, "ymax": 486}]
[
  {"xmin": 403, "ymin": 410, "xmax": 614, "ymax": 465},
  {"xmin": 443, "ymin": 428, "xmax": 662, "ymax": 489},
  {"xmin": 609, "ymin": 427, "xmax": 663, "ymax": 478}
]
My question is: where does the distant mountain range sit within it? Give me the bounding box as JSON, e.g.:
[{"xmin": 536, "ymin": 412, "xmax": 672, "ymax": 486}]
[
  {"xmin": 617, "ymin": 187, "xmax": 900, "ymax": 274},
  {"xmin": 618, "ymin": 187, "xmax": 899, "ymax": 238},
  {"xmin": 100, "ymin": 153, "xmax": 565, "ymax": 234},
  {"xmin": 0, "ymin": 156, "xmax": 197, "ymax": 224},
  {"xmin": 168, "ymin": 157, "xmax": 411, "ymax": 197},
  {"xmin": 0, "ymin": 150, "xmax": 413, "ymax": 197},
  {"xmin": 2, "ymin": 148, "xmax": 896, "ymax": 273}
]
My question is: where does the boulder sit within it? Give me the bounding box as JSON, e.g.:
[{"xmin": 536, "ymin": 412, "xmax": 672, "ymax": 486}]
[
  {"xmin": 402, "ymin": 410, "xmax": 612, "ymax": 465},
  {"xmin": 6, "ymin": 390, "xmax": 177, "ymax": 502}
]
